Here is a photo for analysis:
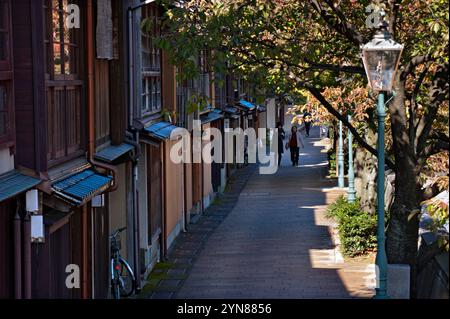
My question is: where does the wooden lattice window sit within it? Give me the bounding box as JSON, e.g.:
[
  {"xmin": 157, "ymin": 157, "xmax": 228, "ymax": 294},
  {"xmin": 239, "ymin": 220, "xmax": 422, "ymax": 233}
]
[
  {"xmin": 0, "ymin": 0, "xmax": 11, "ymax": 67},
  {"xmin": 44, "ymin": 0, "xmax": 81, "ymax": 80},
  {"xmin": 141, "ymin": 3, "xmax": 161, "ymax": 115},
  {"xmin": 199, "ymin": 50, "xmax": 210, "ymax": 101},
  {"xmin": 0, "ymin": 0, "xmax": 13, "ymax": 145}
]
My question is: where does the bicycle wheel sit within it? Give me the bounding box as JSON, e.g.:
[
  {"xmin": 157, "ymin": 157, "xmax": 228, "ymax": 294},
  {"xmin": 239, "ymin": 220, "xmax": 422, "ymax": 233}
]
[
  {"xmin": 111, "ymin": 259, "xmax": 121, "ymax": 299},
  {"xmin": 118, "ymin": 259, "xmax": 135, "ymax": 297},
  {"xmin": 111, "ymin": 281, "xmax": 120, "ymax": 299}
]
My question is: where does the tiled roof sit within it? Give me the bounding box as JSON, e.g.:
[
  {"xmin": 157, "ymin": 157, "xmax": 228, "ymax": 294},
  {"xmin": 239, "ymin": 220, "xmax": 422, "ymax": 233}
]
[
  {"xmin": 0, "ymin": 170, "xmax": 41, "ymax": 202},
  {"xmin": 94, "ymin": 143, "xmax": 134, "ymax": 163},
  {"xmin": 224, "ymin": 106, "xmax": 239, "ymax": 114},
  {"xmin": 144, "ymin": 121, "xmax": 183, "ymax": 140},
  {"xmin": 201, "ymin": 109, "xmax": 224, "ymax": 124},
  {"xmin": 238, "ymin": 99, "xmax": 256, "ymax": 110},
  {"xmin": 52, "ymin": 169, "xmax": 112, "ymax": 206}
]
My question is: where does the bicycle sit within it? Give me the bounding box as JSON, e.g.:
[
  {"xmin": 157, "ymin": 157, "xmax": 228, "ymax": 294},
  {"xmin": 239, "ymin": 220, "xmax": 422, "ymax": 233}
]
[{"xmin": 110, "ymin": 227, "xmax": 136, "ymax": 299}]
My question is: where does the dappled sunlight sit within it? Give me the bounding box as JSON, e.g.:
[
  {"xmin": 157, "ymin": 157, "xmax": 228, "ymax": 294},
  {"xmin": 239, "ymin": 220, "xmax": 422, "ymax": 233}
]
[
  {"xmin": 298, "ymin": 162, "xmax": 328, "ymax": 168},
  {"xmin": 308, "ymin": 249, "xmax": 344, "ymax": 268},
  {"xmin": 337, "ymin": 262, "xmax": 377, "ymax": 298}
]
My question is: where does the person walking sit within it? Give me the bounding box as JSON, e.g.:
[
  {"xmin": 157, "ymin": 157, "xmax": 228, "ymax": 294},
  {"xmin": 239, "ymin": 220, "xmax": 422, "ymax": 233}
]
[
  {"xmin": 303, "ymin": 110, "xmax": 312, "ymax": 137},
  {"xmin": 286, "ymin": 125, "xmax": 304, "ymax": 166},
  {"xmin": 276, "ymin": 121, "xmax": 285, "ymax": 166}
]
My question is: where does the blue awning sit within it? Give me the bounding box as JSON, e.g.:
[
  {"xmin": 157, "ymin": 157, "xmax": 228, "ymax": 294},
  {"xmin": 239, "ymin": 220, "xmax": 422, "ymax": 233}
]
[
  {"xmin": 144, "ymin": 121, "xmax": 183, "ymax": 140},
  {"xmin": 94, "ymin": 143, "xmax": 134, "ymax": 163},
  {"xmin": 200, "ymin": 104, "xmax": 214, "ymax": 114},
  {"xmin": 224, "ymin": 106, "xmax": 239, "ymax": 115},
  {"xmin": 201, "ymin": 109, "xmax": 224, "ymax": 124},
  {"xmin": 52, "ymin": 169, "xmax": 112, "ymax": 206},
  {"xmin": 257, "ymin": 105, "xmax": 266, "ymax": 112},
  {"xmin": 0, "ymin": 170, "xmax": 41, "ymax": 202},
  {"xmin": 238, "ymin": 100, "xmax": 256, "ymax": 110}
]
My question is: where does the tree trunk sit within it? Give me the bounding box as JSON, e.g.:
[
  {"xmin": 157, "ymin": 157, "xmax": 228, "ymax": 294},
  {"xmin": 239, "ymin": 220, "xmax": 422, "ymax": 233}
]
[
  {"xmin": 385, "ymin": 158, "xmax": 421, "ymax": 297},
  {"xmin": 386, "ymin": 175, "xmax": 420, "ymax": 266},
  {"xmin": 355, "ymin": 127, "xmax": 378, "ymax": 214},
  {"xmin": 385, "ymin": 78, "xmax": 421, "ymax": 297}
]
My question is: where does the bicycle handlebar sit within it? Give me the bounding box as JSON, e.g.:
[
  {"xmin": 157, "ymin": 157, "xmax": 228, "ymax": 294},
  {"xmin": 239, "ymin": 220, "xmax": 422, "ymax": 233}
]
[{"xmin": 111, "ymin": 227, "xmax": 127, "ymax": 238}]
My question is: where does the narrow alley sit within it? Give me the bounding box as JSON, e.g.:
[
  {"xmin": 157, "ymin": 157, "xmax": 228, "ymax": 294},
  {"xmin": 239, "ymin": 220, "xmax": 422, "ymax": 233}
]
[{"xmin": 165, "ymin": 126, "xmax": 375, "ymax": 299}]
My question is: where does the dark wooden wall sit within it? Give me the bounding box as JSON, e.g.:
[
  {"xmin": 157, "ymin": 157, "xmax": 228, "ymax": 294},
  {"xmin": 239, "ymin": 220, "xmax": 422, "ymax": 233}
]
[
  {"xmin": 109, "ymin": 0, "xmax": 128, "ymax": 145},
  {"xmin": 0, "ymin": 200, "xmax": 15, "ymax": 299},
  {"xmin": 12, "ymin": 0, "xmax": 47, "ymax": 173},
  {"xmin": 147, "ymin": 144, "xmax": 162, "ymax": 243},
  {"xmin": 95, "ymin": 60, "xmax": 111, "ymax": 146}
]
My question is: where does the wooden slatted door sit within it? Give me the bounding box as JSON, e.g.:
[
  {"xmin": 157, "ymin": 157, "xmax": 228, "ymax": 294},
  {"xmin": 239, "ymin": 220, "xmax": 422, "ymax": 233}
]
[
  {"xmin": 92, "ymin": 201, "xmax": 109, "ymax": 299},
  {"xmin": 147, "ymin": 144, "xmax": 162, "ymax": 244},
  {"xmin": 0, "ymin": 200, "xmax": 14, "ymax": 298},
  {"xmin": 210, "ymin": 119, "xmax": 222, "ymax": 192},
  {"xmin": 49, "ymin": 221, "xmax": 72, "ymax": 298}
]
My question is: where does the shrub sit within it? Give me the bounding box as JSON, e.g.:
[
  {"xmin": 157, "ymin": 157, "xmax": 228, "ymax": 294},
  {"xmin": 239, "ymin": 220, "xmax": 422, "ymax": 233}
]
[
  {"xmin": 327, "ymin": 150, "xmax": 336, "ymax": 177},
  {"xmin": 326, "ymin": 196, "xmax": 377, "ymax": 257}
]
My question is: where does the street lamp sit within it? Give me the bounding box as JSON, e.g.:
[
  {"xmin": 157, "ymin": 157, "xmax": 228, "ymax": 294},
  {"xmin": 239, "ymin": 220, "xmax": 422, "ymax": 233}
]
[
  {"xmin": 338, "ymin": 118, "xmax": 345, "ymax": 188},
  {"xmin": 361, "ymin": 9, "xmax": 403, "ymax": 299},
  {"xmin": 347, "ymin": 111, "xmax": 356, "ymax": 203}
]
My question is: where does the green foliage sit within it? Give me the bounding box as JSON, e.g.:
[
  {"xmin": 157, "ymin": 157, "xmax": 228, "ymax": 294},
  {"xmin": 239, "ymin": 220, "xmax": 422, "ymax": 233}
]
[
  {"xmin": 326, "ymin": 196, "xmax": 377, "ymax": 257},
  {"xmin": 424, "ymin": 203, "xmax": 449, "ymax": 251},
  {"xmin": 186, "ymin": 93, "xmax": 209, "ymax": 114}
]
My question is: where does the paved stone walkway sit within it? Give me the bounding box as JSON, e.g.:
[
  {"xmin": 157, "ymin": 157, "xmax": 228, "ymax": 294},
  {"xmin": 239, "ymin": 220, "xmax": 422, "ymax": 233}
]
[
  {"xmin": 140, "ymin": 163, "xmax": 257, "ymax": 299},
  {"xmin": 175, "ymin": 126, "xmax": 375, "ymax": 299}
]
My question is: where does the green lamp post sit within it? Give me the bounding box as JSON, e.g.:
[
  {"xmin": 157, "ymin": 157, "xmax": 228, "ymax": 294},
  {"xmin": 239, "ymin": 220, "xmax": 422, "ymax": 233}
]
[
  {"xmin": 338, "ymin": 119, "xmax": 345, "ymax": 188},
  {"xmin": 361, "ymin": 9, "xmax": 403, "ymax": 299},
  {"xmin": 347, "ymin": 112, "xmax": 356, "ymax": 203}
]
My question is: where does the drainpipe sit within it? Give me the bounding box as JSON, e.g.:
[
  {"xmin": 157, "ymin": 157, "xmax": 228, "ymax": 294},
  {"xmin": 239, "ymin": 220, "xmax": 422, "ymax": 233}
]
[
  {"xmin": 86, "ymin": 0, "xmax": 119, "ymax": 191},
  {"xmin": 127, "ymin": 0, "xmax": 157, "ymax": 288},
  {"xmin": 81, "ymin": 205, "xmax": 89, "ymax": 299},
  {"xmin": 22, "ymin": 213, "xmax": 31, "ymax": 299},
  {"xmin": 125, "ymin": 132, "xmax": 141, "ymax": 162},
  {"xmin": 127, "ymin": 2, "xmax": 144, "ymax": 291},
  {"xmin": 13, "ymin": 209, "xmax": 22, "ymax": 299},
  {"xmin": 161, "ymin": 142, "xmax": 168, "ymax": 261},
  {"xmin": 131, "ymin": 132, "xmax": 141, "ymax": 292},
  {"xmin": 126, "ymin": 131, "xmax": 141, "ymax": 289},
  {"xmin": 201, "ymin": 134, "xmax": 205, "ymax": 214}
]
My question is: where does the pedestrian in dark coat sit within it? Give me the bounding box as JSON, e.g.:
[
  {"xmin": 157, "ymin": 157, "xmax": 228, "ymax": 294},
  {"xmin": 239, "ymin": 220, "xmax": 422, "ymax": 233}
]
[
  {"xmin": 304, "ymin": 111, "xmax": 312, "ymax": 137},
  {"xmin": 276, "ymin": 122, "xmax": 285, "ymax": 166}
]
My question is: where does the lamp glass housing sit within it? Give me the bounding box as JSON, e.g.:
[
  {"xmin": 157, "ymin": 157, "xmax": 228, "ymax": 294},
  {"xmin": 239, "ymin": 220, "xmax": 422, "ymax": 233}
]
[{"xmin": 362, "ymin": 35, "xmax": 403, "ymax": 92}]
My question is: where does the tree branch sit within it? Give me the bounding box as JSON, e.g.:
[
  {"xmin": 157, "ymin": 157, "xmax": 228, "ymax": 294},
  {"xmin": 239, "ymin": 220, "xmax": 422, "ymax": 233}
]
[
  {"xmin": 409, "ymin": 62, "xmax": 430, "ymax": 147},
  {"xmin": 400, "ymin": 54, "xmax": 434, "ymax": 80},
  {"xmin": 417, "ymin": 139, "xmax": 450, "ymax": 168},
  {"xmin": 296, "ymin": 80, "xmax": 395, "ymax": 170},
  {"xmin": 388, "ymin": 0, "xmax": 402, "ymax": 36},
  {"xmin": 303, "ymin": 58, "xmax": 365, "ymax": 75},
  {"xmin": 309, "ymin": 0, "xmax": 366, "ymax": 46},
  {"xmin": 416, "ymin": 62, "xmax": 449, "ymax": 155}
]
